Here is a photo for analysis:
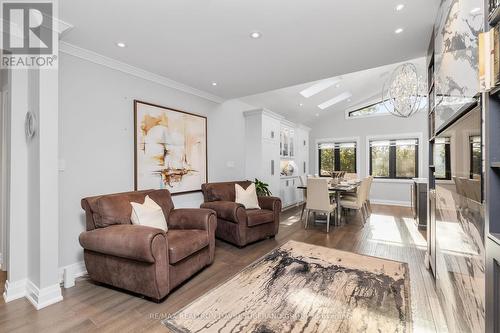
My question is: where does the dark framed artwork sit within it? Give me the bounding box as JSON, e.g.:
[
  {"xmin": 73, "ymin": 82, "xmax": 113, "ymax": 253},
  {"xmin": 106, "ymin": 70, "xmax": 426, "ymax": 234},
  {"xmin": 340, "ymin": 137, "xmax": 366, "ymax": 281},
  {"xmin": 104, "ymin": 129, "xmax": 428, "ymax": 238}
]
[{"xmin": 134, "ymin": 100, "xmax": 207, "ymax": 194}]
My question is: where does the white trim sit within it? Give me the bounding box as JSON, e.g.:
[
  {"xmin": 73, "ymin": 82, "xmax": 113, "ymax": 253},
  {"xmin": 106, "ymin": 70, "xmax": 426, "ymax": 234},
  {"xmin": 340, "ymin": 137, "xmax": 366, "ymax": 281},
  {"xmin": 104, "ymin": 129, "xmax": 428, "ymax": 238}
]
[
  {"xmin": 3, "ymin": 279, "xmax": 27, "ymax": 302},
  {"xmin": 365, "ymin": 132, "xmax": 424, "ymax": 180},
  {"xmin": 59, "ymin": 41, "xmax": 225, "ymax": 104},
  {"xmin": 25, "ymin": 281, "xmax": 63, "ymax": 310},
  {"xmin": 314, "ymin": 136, "xmax": 361, "ymax": 176},
  {"xmin": 58, "ymin": 261, "xmax": 87, "ymax": 288},
  {"xmin": 370, "ymin": 199, "xmax": 411, "ymax": 207}
]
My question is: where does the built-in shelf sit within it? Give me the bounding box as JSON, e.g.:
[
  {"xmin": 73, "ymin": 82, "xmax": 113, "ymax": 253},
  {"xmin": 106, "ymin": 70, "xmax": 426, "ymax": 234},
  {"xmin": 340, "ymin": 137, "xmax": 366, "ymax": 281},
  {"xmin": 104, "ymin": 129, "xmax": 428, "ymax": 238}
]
[
  {"xmin": 489, "ymin": 6, "xmax": 500, "ymax": 26},
  {"xmin": 491, "ymin": 162, "xmax": 500, "ymax": 168}
]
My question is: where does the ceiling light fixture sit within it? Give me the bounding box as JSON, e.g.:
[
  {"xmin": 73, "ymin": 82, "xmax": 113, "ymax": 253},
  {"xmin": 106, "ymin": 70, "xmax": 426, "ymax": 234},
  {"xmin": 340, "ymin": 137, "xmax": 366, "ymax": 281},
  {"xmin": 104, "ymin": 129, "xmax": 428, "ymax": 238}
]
[
  {"xmin": 299, "ymin": 103, "xmax": 304, "ymax": 107},
  {"xmin": 250, "ymin": 31, "xmax": 262, "ymax": 39},
  {"xmin": 470, "ymin": 7, "xmax": 481, "ymax": 14},
  {"xmin": 318, "ymin": 92, "xmax": 352, "ymax": 110},
  {"xmin": 300, "ymin": 78, "xmax": 340, "ymax": 98},
  {"xmin": 211, "ymin": 82, "xmax": 217, "ymax": 86},
  {"xmin": 395, "ymin": 4, "xmax": 405, "ymax": 11},
  {"xmin": 395, "ymin": 28, "xmax": 404, "ymax": 34},
  {"xmin": 116, "ymin": 42, "xmax": 126, "ymax": 48}
]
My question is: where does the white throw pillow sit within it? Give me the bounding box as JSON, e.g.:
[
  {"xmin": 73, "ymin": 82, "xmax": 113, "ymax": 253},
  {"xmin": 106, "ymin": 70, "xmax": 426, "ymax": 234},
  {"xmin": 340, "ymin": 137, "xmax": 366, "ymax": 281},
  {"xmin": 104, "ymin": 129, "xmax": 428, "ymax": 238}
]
[
  {"xmin": 130, "ymin": 195, "xmax": 168, "ymax": 231},
  {"xmin": 235, "ymin": 183, "xmax": 261, "ymax": 209}
]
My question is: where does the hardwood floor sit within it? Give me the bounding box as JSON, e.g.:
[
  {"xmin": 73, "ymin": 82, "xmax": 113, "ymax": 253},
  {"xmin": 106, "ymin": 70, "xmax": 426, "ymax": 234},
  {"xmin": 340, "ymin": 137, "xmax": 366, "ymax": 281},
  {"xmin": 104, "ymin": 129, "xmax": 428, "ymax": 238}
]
[{"xmin": 0, "ymin": 205, "xmax": 448, "ymax": 333}]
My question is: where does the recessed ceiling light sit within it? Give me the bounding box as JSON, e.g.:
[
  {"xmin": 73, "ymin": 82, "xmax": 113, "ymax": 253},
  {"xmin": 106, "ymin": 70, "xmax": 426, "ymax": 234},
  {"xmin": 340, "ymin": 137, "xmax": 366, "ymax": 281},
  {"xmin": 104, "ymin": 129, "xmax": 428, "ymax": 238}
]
[
  {"xmin": 315, "ymin": 113, "xmax": 319, "ymax": 117},
  {"xmin": 300, "ymin": 78, "xmax": 340, "ymax": 98},
  {"xmin": 335, "ymin": 83, "xmax": 341, "ymax": 88},
  {"xmin": 470, "ymin": 7, "xmax": 481, "ymax": 14},
  {"xmin": 395, "ymin": 4, "xmax": 405, "ymax": 11},
  {"xmin": 211, "ymin": 82, "xmax": 217, "ymax": 86},
  {"xmin": 116, "ymin": 42, "xmax": 126, "ymax": 48},
  {"xmin": 395, "ymin": 28, "xmax": 404, "ymax": 34},
  {"xmin": 250, "ymin": 31, "xmax": 262, "ymax": 39},
  {"xmin": 299, "ymin": 103, "xmax": 304, "ymax": 107}
]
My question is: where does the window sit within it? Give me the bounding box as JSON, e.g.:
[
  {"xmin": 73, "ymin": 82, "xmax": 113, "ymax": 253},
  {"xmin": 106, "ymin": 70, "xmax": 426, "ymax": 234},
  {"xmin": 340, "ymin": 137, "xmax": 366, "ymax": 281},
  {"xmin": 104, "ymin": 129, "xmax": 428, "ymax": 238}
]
[
  {"xmin": 469, "ymin": 136, "xmax": 481, "ymax": 179},
  {"xmin": 347, "ymin": 98, "xmax": 427, "ymax": 119},
  {"xmin": 369, "ymin": 138, "xmax": 419, "ymax": 179},
  {"xmin": 318, "ymin": 142, "xmax": 357, "ymax": 176},
  {"xmin": 348, "ymin": 101, "xmax": 390, "ymax": 119},
  {"xmin": 434, "ymin": 137, "xmax": 451, "ymax": 180}
]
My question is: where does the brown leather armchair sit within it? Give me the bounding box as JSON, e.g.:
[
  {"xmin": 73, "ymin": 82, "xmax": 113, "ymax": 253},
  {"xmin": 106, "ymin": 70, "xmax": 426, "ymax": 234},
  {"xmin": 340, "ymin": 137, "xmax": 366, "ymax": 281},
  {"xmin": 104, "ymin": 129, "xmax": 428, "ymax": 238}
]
[
  {"xmin": 79, "ymin": 189, "xmax": 216, "ymax": 302},
  {"xmin": 200, "ymin": 181, "xmax": 281, "ymax": 247}
]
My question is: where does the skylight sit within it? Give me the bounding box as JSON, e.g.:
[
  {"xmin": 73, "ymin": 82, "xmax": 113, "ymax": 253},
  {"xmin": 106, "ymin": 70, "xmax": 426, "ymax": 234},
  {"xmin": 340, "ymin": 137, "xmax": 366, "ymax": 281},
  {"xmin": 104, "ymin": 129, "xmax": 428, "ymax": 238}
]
[
  {"xmin": 300, "ymin": 78, "xmax": 340, "ymax": 98},
  {"xmin": 318, "ymin": 92, "xmax": 352, "ymax": 110}
]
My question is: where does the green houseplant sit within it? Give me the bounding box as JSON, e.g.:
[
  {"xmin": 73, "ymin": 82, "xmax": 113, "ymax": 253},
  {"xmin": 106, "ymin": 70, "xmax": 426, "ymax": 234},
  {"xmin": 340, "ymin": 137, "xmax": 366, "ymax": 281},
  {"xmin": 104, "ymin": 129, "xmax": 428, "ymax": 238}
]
[{"xmin": 254, "ymin": 178, "xmax": 272, "ymax": 196}]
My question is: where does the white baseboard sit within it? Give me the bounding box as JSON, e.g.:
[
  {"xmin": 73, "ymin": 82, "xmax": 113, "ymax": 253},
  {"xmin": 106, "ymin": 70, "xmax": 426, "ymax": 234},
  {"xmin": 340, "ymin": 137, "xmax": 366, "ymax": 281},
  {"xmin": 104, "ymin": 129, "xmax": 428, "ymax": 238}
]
[
  {"xmin": 25, "ymin": 280, "xmax": 63, "ymax": 310},
  {"xmin": 370, "ymin": 199, "xmax": 411, "ymax": 207},
  {"xmin": 58, "ymin": 261, "xmax": 87, "ymax": 288},
  {"xmin": 3, "ymin": 278, "xmax": 27, "ymax": 302}
]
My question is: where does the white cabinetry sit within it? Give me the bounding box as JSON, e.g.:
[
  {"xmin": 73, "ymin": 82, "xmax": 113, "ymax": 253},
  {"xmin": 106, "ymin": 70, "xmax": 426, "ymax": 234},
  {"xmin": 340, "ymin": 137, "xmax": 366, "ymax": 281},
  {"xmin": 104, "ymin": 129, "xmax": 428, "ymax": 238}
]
[
  {"xmin": 244, "ymin": 109, "xmax": 310, "ymax": 210},
  {"xmin": 243, "ymin": 109, "xmax": 281, "ymax": 197}
]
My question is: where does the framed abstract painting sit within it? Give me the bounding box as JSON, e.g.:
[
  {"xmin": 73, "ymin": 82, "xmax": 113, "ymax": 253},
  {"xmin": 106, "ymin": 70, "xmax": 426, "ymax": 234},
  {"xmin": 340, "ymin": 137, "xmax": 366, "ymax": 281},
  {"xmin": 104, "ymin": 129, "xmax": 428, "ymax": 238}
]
[{"xmin": 134, "ymin": 100, "xmax": 207, "ymax": 194}]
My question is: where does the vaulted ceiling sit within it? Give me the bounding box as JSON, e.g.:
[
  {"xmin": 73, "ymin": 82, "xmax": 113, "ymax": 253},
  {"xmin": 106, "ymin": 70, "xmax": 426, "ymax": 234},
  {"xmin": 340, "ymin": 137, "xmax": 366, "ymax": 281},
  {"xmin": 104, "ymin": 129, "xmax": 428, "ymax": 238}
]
[{"xmin": 60, "ymin": 0, "xmax": 439, "ymax": 99}]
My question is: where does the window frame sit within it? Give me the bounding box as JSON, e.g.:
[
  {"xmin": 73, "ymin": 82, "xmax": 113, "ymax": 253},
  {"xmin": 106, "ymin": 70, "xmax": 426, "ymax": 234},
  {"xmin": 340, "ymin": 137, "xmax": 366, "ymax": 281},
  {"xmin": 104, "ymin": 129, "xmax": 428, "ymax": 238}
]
[
  {"xmin": 469, "ymin": 135, "xmax": 482, "ymax": 179},
  {"xmin": 368, "ymin": 138, "xmax": 420, "ymax": 180},
  {"xmin": 317, "ymin": 140, "xmax": 358, "ymax": 176}
]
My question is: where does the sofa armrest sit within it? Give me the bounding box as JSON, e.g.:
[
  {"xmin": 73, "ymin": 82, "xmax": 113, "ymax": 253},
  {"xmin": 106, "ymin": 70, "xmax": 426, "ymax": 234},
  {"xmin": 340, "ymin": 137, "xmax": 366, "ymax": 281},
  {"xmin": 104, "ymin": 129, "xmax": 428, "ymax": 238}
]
[
  {"xmin": 79, "ymin": 224, "xmax": 166, "ymax": 263},
  {"xmin": 258, "ymin": 196, "xmax": 282, "ymax": 212},
  {"xmin": 200, "ymin": 201, "xmax": 246, "ymax": 223},
  {"xmin": 168, "ymin": 208, "xmax": 216, "ymax": 231}
]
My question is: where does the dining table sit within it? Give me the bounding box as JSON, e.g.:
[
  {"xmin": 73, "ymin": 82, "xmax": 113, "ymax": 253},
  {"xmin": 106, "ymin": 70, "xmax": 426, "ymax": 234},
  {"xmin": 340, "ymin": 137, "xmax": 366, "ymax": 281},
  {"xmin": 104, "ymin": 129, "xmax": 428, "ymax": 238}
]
[{"xmin": 297, "ymin": 180, "xmax": 361, "ymax": 226}]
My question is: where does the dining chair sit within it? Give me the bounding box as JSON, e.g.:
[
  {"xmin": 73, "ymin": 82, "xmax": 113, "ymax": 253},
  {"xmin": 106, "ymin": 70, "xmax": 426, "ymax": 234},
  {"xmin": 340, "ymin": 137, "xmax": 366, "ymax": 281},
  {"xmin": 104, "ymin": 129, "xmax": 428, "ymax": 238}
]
[
  {"xmin": 365, "ymin": 176, "xmax": 374, "ymax": 215},
  {"xmin": 340, "ymin": 177, "xmax": 370, "ymax": 225},
  {"xmin": 305, "ymin": 178, "xmax": 337, "ymax": 233}
]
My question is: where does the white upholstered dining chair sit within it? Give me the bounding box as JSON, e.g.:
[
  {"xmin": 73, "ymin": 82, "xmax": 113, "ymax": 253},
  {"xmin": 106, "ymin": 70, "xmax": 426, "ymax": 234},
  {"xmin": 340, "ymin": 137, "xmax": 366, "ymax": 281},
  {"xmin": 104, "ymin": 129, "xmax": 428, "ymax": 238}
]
[
  {"xmin": 339, "ymin": 177, "xmax": 371, "ymax": 225},
  {"xmin": 305, "ymin": 178, "xmax": 337, "ymax": 233}
]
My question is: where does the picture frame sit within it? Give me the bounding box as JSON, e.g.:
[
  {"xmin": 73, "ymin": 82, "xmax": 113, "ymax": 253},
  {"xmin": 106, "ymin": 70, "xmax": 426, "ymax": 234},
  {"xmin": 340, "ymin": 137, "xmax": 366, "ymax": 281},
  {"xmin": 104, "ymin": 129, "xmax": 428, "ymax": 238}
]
[{"xmin": 134, "ymin": 100, "xmax": 207, "ymax": 195}]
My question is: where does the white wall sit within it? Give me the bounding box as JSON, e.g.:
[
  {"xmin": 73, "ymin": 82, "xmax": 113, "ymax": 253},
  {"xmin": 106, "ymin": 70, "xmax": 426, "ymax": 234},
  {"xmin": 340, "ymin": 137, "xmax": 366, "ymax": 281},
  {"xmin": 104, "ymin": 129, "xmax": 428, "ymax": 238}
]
[
  {"xmin": 58, "ymin": 53, "xmax": 253, "ymax": 268},
  {"xmin": 309, "ymin": 110, "xmax": 428, "ymax": 206}
]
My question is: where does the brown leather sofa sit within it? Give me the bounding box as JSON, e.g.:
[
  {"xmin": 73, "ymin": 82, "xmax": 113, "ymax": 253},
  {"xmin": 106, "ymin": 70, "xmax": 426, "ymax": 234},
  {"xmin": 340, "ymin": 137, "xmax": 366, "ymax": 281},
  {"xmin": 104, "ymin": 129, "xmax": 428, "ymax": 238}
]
[
  {"xmin": 200, "ymin": 181, "xmax": 281, "ymax": 247},
  {"xmin": 79, "ymin": 189, "xmax": 216, "ymax": 302}
]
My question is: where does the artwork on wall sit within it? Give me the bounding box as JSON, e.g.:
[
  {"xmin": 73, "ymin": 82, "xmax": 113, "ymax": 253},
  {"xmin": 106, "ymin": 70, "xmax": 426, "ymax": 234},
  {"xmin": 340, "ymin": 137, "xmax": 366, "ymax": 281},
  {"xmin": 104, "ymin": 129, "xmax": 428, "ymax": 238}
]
[{"xmin": 134, "ymin": 100, "xmax": 207, "ymax": 194}]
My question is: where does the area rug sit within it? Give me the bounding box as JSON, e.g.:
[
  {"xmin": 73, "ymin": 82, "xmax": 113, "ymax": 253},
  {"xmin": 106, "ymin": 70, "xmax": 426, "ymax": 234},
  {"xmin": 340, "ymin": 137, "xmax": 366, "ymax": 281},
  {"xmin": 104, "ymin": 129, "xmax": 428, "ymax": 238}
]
[{"xmin": 163, "ymin": 240, "xmax": 412, "ymax": 333}]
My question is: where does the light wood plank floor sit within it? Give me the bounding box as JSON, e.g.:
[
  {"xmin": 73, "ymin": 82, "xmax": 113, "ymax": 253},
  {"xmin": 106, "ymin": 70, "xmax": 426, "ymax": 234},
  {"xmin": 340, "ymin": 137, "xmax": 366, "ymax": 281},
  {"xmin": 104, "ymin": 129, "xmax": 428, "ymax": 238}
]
[{"xmin": 0, "ymin": 205, "xmax": 448, "ymax": 332}]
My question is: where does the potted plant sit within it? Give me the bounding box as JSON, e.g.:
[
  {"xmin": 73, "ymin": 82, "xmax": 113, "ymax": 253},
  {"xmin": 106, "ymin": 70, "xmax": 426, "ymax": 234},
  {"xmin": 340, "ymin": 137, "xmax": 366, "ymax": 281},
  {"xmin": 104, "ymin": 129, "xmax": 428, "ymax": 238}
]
[{"xmin": 254, "ymin": 178, "xmax": 272, "ymax": 196}]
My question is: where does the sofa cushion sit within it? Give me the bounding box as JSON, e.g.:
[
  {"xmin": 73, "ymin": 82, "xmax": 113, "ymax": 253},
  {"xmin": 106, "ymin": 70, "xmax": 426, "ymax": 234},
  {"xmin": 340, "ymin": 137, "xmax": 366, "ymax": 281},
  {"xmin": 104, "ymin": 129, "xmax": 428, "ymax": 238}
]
[
  {"xmin": 95, "ymin": 190, "xmax": 174, "ymax": 228},
  {"xmin": 130, "ymin": 195, "xmax": 168, "ymax": 231},
  {"xmin": 246, "ymin": 209, "xmax": 274, "ymax": 227},
  {"xmin": 201, "ymin": 181, "xmax": 252, "ymax": 202},
  {"xmin": 167, "ymin": 229, "xmax": 209, "ymax": 264},
  {"xmin": 235, "ymin": 183, "xmax": 261, "ymax": 209}
]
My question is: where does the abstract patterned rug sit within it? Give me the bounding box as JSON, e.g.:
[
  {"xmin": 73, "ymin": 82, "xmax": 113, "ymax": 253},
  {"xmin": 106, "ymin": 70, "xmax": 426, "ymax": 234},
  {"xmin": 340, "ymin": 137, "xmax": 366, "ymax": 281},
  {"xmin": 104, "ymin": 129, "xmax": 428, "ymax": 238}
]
[{"xmin": 163, "ymin": 241, "xmax": 412, "ymax": 333}]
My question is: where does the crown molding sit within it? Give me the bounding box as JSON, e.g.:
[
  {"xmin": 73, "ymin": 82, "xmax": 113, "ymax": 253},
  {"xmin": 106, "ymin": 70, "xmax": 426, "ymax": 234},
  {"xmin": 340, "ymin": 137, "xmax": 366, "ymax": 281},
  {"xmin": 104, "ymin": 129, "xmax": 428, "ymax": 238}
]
[
  {"xmin": 243, "ymin": 108, "xmax": 284, "ymax": 121},
  {"xmin": 59, "ymin": 41, "xmax": 225, "ymax": 104}
]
